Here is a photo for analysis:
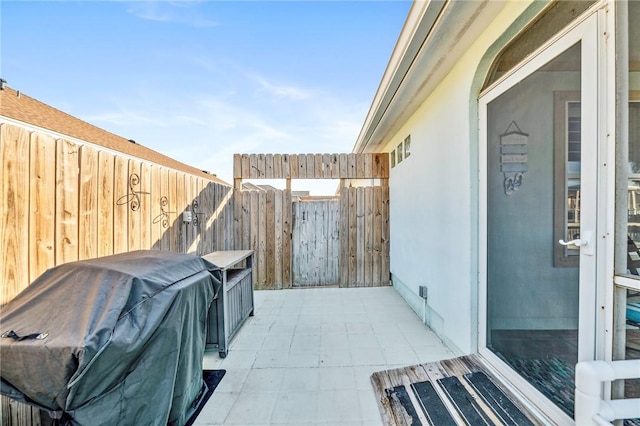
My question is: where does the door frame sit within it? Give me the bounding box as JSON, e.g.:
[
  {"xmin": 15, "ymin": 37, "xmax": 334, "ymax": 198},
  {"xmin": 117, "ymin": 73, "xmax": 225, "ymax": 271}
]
[{"xmin": 477, "ymin": 8, "xmax": 607, "ymax": 424}]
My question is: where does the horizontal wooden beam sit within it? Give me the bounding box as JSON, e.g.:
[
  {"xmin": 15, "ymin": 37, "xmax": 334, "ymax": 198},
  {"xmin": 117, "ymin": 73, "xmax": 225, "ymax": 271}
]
[{"xmin": 233, "ymin": 153, "xmax": 389, "ymax": 180}]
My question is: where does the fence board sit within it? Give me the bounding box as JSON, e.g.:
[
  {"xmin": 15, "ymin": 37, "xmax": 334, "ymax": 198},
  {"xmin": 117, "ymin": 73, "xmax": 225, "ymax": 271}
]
[
  {"xmin": 282, "ymin": 189, "xmax": 292, "ymax": 287},
  {"xmin": 312, "ymin": 154, "xmax": 320, "ymax": 179},
  {"xmin": 373, "ymin": 186, "xmax": 383, "ymax": 286},
  {"xmin": 140, "ymin": 162, "xmax": 152, "ymax": 250},
  {"xmin": 364, "ymin": 187, "xmax": 373, "ymax": 287},
  {"xmin": 282, "ymin": 154, "xmax": 291, "ymax": 179},
  {"xmin": 168, "ymin": 170, "xmax": 178, "ymax": 252},
  {"xmin": 200, "ymin": 178, "xmax": 208, "ymax": 253},
  {"xmin": 113, "ymin": 156, "xmax": 129, "ymax": 254},
  {"xmin": 127, "ymin": 159, "xmax": 142, "ymax": 251},
  {"xmin": 200, "ymin": 181, "xmax": 212, "ymax": 253},
  {"xmin": 226, "ymin": 188, "xmax": 234, "ymax": 250},
  {"xmin": 29, "ymin": 132, "xmax": 56, "ymax": 283},
  {"xmin": 348, "ymin": 187, "xmax": 358, "ymax": 286},
  {"xmin": 242, "ymin": 191, "xmax": 251, "ymax": 250},
  {"xmin": 55, "ymin": 139, "xmax": 79, "ymax": 264},
  {"xmin": 374, "ymin": 153, "xmax": 389, "ymax": 178},
  {"xmin": 257, "ymin": 191, "xmax": 267, "ymax": 288},
  {"xmin": 176, "ymin": 172, "xmax": 187, "ymax": 252},
  {"xmin": 150, "ymin": 165, "xmax": 161, "ymax": 249},
  {"xmin": 348, "ymin": 154, "xmax": 357, "ymax": 179},
  {"xmin": 382, "ymin": 186, "xmax": 390, "ymax": 284},
  {"xmin": 189, "ymin": 176, "xmax": 198, "ymax": 252},
  {"xmin": 233, "ymin": 180, "xmax": 242, "ymax": 252},
  {"xmin": 211, "ymin": 183, "xmax": 220, "ymax": 253},
  {"xmin": 306, "ymin": 154, "xmax": 315, "ymax": 178},
  {"xmin": 356, "ymin": 188, "xmax": 365, "ymax": 286},
  {"xmin": 159, "ymin": 167, "xmax": 171, "ymax": 251},
  {"xmin": 215, "ymin": 185, "xmax": 224, "ymax": 251},
  {"xmin": 98, "ymin": 151, "xmax": 115, "ymax": 257},
  {"xmin": 274, "ymin": 190, "xmax": 283, "ymax": 288},
  {"xmin": 257, "ymin": 154, "xmax": 266, "ymax": 178},
  {"xmin": 191, "ymin": 178, "xmax": 201, "ymax": 250},
  {"xmin": 194, "ymin": 178, "xmax": 203, "ymax": 253},
  {"xmin": 249, "ymin": 154, "xmax": 257, "ymax": 179},
  {"xmin": 297, "ymin": 154, "xmax": 307, "ymax": 178},
  {"xmin": 183, "ymin": 174, "xmax": 193, "ymax": 252},
  {"xmin": 330, "ymin": 154, "xmax": 340, "ymax": 179},
  {"xmin": 79, "ymin": 145, "xmax": 99, "ymax": 260},
  {"xmin": 233, "ymin": 154, "xmax": 242, "ymax": 179},
  {"xmin": 250, "ymin": 190, "xmax": 259, "ymax": 260},
  {"xmin": 265, "ymin": 154, "xmax": 273, "ymax": 179},
  {"xmin": 357, "ymin": 154, "xmax": 366, "ymax": 182},
  {"xmin": 339, "ymin": 188, "xmax": 349, "ymax": 286},
  {"xmin": 273, "ymin": 154, "xmax": 282, "ymax": 179},
  {"xmin": 322, "ymin": 154, "xmax": 331, "ymax": 178},
  {"xmin": 266, "ymin": 190, "xmax": 275, "ymax": 288},
  {"xmin": 241, "ymin": 154, "xmax": 250, "ymax": 179},
  {"xmin": 289, "ymin": 154, "xmax": 299, "ymax": 179},
  {"xmin": 1, "ymin": 124, "xmax": 30, "ymax": 304}
]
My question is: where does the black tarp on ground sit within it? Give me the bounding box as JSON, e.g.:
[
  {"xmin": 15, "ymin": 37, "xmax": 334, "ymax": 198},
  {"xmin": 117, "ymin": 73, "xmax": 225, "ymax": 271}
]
[{"xmin": 0, "ymin": 250, "xmax": 221, "ymax": 426}]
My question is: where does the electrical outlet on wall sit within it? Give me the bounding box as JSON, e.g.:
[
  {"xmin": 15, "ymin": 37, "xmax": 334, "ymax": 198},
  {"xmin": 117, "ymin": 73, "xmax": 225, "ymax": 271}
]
[{"xmin": 419, "ymin": 286, "xmax": 428, "ymax": 299}]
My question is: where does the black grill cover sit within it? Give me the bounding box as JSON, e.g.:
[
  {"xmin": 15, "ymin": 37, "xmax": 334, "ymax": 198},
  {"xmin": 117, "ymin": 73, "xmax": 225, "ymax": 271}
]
[{"xmin": 0, "ymin": 250, "xmax": 221, "ymax": 426}]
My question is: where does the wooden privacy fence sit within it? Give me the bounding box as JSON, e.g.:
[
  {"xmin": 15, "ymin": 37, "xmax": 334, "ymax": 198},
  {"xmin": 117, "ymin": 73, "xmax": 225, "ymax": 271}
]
[
  {"xmin": 1, "ymin": 123, "xmax": 235, "ymax": 306},
  {"xmin": 233, "ymin": 153, "xmax": 390, "ymax": 289}
]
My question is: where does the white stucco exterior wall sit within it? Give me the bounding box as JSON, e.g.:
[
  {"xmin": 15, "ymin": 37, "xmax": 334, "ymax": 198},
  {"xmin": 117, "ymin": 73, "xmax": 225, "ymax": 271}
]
[{"xmin": 382, "ymin": 2, "xmax": 533, "ymax": 355}]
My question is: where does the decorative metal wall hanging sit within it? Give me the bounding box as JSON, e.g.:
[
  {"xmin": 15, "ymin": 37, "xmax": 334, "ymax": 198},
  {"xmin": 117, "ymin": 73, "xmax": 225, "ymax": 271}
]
[
  {"xmin": 152, "ymin": 196, "xmax": 173, "ymax": 229},
  {"xmin": 191, "ymin": 199, "xmax": 206, "ymax": 227},
  {"xmin": 500, "ymin": 121, "xmax": 528, "ymax": 195},
  {"xmin": 116, "ymin": 173, "xmax": 150, "ymax": 211}
]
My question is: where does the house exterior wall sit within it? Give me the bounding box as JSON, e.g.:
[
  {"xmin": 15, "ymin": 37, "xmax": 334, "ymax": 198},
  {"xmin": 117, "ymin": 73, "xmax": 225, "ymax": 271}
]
[{"xmin": 382, "ymin": 2, "xmax": 534, "ymax": 355}]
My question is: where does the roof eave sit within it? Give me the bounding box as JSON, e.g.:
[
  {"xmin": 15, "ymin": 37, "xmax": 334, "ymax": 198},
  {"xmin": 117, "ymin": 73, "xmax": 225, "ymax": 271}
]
[{"xmin": 353, "ymin": 0, "xmax": 507, "ymax": 154}]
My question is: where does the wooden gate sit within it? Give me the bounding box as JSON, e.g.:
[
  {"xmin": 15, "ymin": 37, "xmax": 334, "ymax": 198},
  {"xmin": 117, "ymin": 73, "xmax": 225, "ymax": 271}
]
[{"xmin": 292, "ymin": 198, "xmax": 340, "ymax": 286}]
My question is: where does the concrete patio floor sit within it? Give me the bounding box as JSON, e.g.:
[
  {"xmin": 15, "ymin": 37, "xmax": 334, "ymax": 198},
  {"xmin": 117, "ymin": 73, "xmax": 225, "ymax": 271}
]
[{"xmin": 195, "ymin": 286, "xmax": 455, "ymax": 425}]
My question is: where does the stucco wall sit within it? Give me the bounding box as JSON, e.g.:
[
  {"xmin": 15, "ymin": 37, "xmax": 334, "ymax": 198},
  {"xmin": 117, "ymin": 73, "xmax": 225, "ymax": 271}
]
[{"xmin": 383, "ymin": 2, "xmax": 534, "ymax": 355}]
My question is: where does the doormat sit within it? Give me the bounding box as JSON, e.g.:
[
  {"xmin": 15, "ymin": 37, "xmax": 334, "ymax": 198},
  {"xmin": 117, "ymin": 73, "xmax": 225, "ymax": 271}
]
[
  {"xmin": 370, "ymin": 355, "xmax": 547, "ymax": 426},
  {"xmin": 184, "ymin": 370, "xmax": 226, "ymax": 426}
]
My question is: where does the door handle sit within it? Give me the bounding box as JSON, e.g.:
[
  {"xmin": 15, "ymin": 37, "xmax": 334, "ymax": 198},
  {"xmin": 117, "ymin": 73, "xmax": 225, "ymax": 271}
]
[
  {"xmin": 558, "ymin": 239, "xmax": 587, "ymax": 246},
  {"xmin": 558, "ymin": 231, "xmax": 594, "ymax": 256}
]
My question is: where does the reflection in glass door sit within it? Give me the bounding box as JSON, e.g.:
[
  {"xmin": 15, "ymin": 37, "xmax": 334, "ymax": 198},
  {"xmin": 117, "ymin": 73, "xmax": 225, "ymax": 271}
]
[{"xmin": 483, "ymin": 31, "xmax": 597, "ymax": 420}]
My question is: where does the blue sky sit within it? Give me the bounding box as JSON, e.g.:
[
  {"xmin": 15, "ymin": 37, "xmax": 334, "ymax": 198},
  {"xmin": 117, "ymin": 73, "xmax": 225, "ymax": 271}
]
[{"xmin": 1, "ymin": 1, "xmax": 411, "ymax": 193}]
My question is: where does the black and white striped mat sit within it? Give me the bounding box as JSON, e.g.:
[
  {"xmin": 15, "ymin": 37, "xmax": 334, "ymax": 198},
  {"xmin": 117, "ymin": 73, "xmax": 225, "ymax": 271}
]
[{"xmin": 370, "ymin": 355, "xmax": 547, "ymax": 426}]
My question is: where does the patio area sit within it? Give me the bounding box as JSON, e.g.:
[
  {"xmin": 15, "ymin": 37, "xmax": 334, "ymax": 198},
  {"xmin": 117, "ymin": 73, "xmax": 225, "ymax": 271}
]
[{"xmin": 195, "ymin": 286, "xmax": 455, "ymax": 425}]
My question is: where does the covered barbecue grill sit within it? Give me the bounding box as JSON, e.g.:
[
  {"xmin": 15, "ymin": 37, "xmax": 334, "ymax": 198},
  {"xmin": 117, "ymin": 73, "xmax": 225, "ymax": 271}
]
[{"xmin": 0, "ymin": 250, "xmax": 221, "ymax": 426}]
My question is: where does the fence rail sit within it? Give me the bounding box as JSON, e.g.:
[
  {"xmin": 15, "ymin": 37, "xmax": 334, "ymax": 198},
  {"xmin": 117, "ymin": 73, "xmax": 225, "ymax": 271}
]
[{"xmin": 233, "ymin": 153, "xmax": 389, "ymax": 179}]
